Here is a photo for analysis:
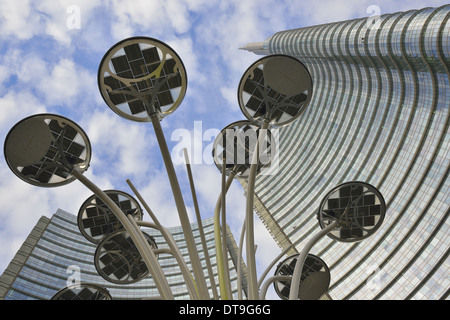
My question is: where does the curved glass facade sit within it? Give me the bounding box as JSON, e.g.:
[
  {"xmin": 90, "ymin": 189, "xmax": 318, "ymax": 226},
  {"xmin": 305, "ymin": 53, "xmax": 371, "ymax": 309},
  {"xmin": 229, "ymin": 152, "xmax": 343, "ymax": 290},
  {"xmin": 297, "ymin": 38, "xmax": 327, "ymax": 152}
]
[
  {"xmin": 0, "ymin": 209, "xmax": 246, "ymax": 300},
  {"xmin": 247, "ymin": 5, "xmax": 449, "ymax": 299}
]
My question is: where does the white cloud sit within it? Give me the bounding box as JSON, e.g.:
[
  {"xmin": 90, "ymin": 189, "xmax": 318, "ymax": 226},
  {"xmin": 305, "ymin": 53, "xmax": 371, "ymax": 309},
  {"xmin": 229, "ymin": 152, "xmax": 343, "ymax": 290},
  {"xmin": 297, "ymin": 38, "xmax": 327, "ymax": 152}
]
[
  {"xmin": 0, "ymin": 0, "xmax": 103, "ymax": 45},
  {"xmin": 168, "ymin": 36, "xmax": 205, "ymax": 84},
  {"xmin": 131, "ymin": 168, "xmax": 197, "ymax": 228},
  {"xmin": 0, "ymin": 171, "xmax": 51, "ymax": 233},
  {"xmin": 0, "ymin": 65, "xmax": 12, "ymax": 89},
  {"xmin": 38, "ymin": 59, "xmax": 84, "ymax": 105},
  {"xmin": 0, "ymin": 49, "xmax": 48, "ymax": 86},
  {"xmin": 107, "ymin": 0, "xmax": 169, "ymax": 40},
  {"xmin": 0, "ymin": 47, "xmax": 98, "ymax": 110},
  {"xmin": 0, "ymin": 0, "xmax": 42, "ymax": 40},
  {"xmin": 184, "ymin": 0, "xmax": 215, "ymax": 12},
  {"xmin": 0, "ymin": 90, "xmax": 47, "ymax": 130},
  {"xmin": 220, "ymin": 86, "xmax": 240, "ymax": 113},
  {"xmin": 40, "ymin": 0, "xmax": 103, "ymax": 42},
  {"xmin": 165, "ymin": 0, "xmax": 190, "ymax": 34},
  {"xmin": 83, "ymin": 110, "xmax": 158, "ymax": 181}
]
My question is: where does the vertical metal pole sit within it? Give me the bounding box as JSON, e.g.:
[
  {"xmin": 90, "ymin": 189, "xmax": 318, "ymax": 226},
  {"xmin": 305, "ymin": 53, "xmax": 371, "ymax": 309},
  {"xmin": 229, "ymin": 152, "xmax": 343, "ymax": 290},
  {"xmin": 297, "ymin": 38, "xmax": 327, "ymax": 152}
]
[
  {"xmin": 213, "ymin": 172, "xmax": 235, "ymax": 299},
  {"xmin": 237, "ymin": 219, "xmax": 246, "ymax": 300},
  {"xmin": 71, "ymin": 170, "xmax": 174, "ymax": 300},
  {"xmin": 221, "ymin": 157, "xmax": 232, "ymax": 299},
  {"xmin": 150, "ymin": 114, "xmax": 209, "ymax": 299},
  {"xmin": 245, "ymin": 120, "xmax": 269, "ymax": 299},
  {"xmin": 182, "ymin": 149, "xmax": 219, "ymax": 300}
]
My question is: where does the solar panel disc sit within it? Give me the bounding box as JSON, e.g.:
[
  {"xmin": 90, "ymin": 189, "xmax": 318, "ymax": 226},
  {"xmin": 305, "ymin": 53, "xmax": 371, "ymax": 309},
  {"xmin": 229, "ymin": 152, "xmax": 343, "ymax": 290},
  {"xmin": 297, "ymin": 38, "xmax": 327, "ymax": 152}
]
[
  {"xmin": 94, "ymin": 229, "xmax": 158, "ymax": 284},
  {"xmin": 51, "ymin": 283, "xmax": 112, "ymax": 300},
  {"xmin": 212, "ymin": 120, "xmax": 275, "ymax": 178},
  {"xmin": 273, "ymin": 253, "xmax": 330, "ymax": 300},
  {"xmin": 4, "ymin": 114, "xmax": 91, "ymax": 187},
  {"xmin": 78, "ymin": 190, "xmax": 143, "ymax": 244},
  {"xmin": 98, "ymin": 37, "xmax": 187, "ymax": 122},
  {"xmin": 317, "ymin": 181, "xmax": 386, "ymax": 242},
  {"xmin": 238, "ymin": 55, "xmax": 313, "ymax": 128}
]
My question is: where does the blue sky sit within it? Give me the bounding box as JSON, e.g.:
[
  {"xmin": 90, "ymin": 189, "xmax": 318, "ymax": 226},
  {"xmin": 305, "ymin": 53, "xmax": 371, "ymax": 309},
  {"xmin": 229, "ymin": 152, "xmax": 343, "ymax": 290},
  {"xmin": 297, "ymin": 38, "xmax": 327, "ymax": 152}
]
[{"xmin": 0, "ymin": 0, "xmax": 447, "ymax": 300}]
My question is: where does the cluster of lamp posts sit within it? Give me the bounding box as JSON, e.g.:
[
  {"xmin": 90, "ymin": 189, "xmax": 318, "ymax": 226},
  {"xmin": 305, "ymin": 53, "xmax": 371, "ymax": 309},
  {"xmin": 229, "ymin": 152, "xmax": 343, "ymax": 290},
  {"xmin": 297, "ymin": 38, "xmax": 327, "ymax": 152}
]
[{"xmin": 4, "ymin": 37, "xmax": 386, "ymax": 300}]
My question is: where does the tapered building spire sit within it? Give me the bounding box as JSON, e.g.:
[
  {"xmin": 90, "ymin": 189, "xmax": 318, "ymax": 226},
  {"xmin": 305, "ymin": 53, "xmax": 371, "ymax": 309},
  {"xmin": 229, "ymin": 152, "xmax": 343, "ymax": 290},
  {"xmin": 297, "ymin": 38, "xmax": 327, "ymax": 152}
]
[{"xmin": 239, "ymin": 40, "xmax": 270, "ymax": 55}]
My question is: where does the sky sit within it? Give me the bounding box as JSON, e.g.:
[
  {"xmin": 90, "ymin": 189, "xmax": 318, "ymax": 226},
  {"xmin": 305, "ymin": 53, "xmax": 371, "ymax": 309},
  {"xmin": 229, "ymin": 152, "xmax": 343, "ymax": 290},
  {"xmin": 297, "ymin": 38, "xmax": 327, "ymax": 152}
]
[{"xmin": 0, "ymin": 0, "xmax": 447, "ymax": 300}]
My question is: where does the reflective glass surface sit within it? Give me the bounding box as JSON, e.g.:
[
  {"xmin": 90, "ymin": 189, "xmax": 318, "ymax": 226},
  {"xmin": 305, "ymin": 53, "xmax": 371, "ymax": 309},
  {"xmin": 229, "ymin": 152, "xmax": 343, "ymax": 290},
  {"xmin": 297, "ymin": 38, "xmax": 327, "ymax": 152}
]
[{"xmin": 251, "ymin": 5, "xmax": 450, "ymax": 299}]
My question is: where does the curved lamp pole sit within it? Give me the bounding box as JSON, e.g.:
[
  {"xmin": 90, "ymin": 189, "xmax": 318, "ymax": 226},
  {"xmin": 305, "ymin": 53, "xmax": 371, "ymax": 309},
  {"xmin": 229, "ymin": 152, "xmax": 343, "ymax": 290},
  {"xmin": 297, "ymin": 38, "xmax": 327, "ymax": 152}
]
[
  {"xmin": 289, "ymin": 181, "xmax": 386, "ymax": 300},
  {"xmin": 97, "ymin": 36, "xmax": 209, "ymax": 299},
  {"xmin": 3, "ymin": 113, "xmax": 174, "ymax": 299},
  {"xmin": 212, "ymin": 120, "xmax": 273, "ymax": 299},
  {"xmin": 243, "ymin": 120, "xmax": 269, "ymax": 299},
  {"xmin": 288, "ymin": 221, "xmax": 337, "ymax": 300},
  {"xmin": 126, "ymin": 178, "xmax": 201, "ymax": 299},
  {"xmin": 182, "ymin": 149, "xmax": 219, "ymax": 299},
  {"xmin": 237, "ymin": 55, "xmax": 314, "ymax": 299}
]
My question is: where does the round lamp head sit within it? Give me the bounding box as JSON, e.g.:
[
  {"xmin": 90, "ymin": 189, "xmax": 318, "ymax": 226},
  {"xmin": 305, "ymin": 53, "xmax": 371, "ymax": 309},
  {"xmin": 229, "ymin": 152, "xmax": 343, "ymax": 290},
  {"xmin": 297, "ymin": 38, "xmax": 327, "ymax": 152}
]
[
  {"xmin": 274, "ymin": 253, "xmax": 330, "ymax": 300},
  {"xmin": 4, "ymin": 114, "xmax": 91, "ymax": 187},
  {"xmin": 212, "ymin": 120, "xmax": 275, "ymax": 178},
  {"xmin": 51, "ymin": 283, "xmax": 112, "ymax": 300},
  {"xmin": 238, "ymin": 55, "xmax": 313, "ymax": 128},
  {"xmin": 78, "ymin": 190, "xmax": 143, "ymax": 244},
  {"xmin": 317, "ymin": 181, "xmax": 386, "ymax": 242},
  {"xmin": 94, "ymin": 229, "xmax": 158, "ymax": 284},
  {"xmin": 98, "ymin": 36, "xmax": 187, "ymax": 121}
]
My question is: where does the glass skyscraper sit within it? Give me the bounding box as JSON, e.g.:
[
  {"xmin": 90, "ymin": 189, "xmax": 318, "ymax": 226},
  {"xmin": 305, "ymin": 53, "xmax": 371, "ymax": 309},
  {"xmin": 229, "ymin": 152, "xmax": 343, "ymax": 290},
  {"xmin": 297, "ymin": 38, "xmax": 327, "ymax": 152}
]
[
  {"xmin": 0, "ymin": 209, "xmax": 247, "ymax": 300},
  {"xmin": 241, "ymin": 5, "xmax": 449, "ymax": 299}
]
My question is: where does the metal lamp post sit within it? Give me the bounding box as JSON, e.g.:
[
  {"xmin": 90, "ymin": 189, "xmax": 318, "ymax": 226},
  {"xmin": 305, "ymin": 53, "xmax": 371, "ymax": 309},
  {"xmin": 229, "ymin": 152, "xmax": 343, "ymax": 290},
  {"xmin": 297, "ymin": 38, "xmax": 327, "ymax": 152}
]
[
  {"xmin": 287, "ymin": 181, "xmax": 386, "ymax": 300},
  {"xmin": 3, "ymin": 113, "xmax": 174, "ymax": 299},
  {"xmin": 237, "ymin": 54, "xmax": 314, "ymax": 299},
  {"xmin": 97, "ymin": 36, "xmax": 209, "ymax": 299},
  {"xmin": 211, "ymin": 120, "xmax": 275, "ymax": 299}
]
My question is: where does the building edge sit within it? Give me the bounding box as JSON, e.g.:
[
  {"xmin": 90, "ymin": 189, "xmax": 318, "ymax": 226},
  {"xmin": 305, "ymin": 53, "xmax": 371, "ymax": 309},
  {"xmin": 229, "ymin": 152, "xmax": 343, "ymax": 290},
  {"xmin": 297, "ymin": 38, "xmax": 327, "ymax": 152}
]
[{"xmin": 0, "ymin": 216, "xmax": 51, "ymax": 299}]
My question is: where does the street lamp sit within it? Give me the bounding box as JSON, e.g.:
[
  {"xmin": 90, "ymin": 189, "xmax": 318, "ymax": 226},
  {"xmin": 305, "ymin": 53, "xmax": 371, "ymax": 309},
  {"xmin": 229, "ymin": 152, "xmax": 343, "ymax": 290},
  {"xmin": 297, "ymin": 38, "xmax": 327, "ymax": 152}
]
[
  {"xmin": 77, "ymin": 189, "xmax": 144, "ymax": 244},
  {"xmin": 94, "ymin": 228, "xmax": 158, "ymax": 284},
  {"xmin": 272, "ymin": 253, "xmax": 331, "ymax": 300},
  {"xmin": 3, "ymin": 113, "xmax": 91, "ymax": 188},
  {"xmin": 237, "ymin": 54, "xmax": 313, "ymax": 299},
  {"xmin": 212, "ymin": 120, "xmax": 276, "ymax": 299},
  {"xmin": 97, "ymin": 36, "xmax": 209, "ymax": 299},
  {"xmin": 3, "ymin": 113, "xmax": 174, "ymax": 300},
  {"xmin": 288, "ymin": 181, "xmax": 387, "ymax": 300}
]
